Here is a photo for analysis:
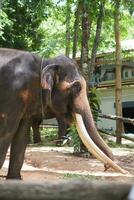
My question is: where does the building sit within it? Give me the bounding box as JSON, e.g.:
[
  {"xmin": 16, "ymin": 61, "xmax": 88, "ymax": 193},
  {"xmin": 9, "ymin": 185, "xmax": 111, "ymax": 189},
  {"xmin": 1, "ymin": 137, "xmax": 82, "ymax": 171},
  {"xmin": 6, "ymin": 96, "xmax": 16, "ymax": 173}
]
[{"xmin": 92, "ymin": 48, "xmax": 134, "ymax": 133}]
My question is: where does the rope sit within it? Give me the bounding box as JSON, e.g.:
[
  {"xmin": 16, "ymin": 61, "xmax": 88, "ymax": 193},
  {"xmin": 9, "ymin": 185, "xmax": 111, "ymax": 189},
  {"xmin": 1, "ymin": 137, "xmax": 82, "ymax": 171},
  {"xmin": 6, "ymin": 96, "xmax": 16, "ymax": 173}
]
[{"xmin": 40, "ymin": 58, "xmax": 45, "ymax": 118}]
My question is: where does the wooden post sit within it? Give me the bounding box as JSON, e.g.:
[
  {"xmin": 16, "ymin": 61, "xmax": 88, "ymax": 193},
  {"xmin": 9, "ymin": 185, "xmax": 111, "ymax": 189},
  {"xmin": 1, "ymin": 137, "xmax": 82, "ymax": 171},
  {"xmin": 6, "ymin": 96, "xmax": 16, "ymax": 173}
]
[
  {"xmin": 0, "ymin": 180, "xmax": 132, "ymax": 200},
  {"xmin": 114, "ymin": 0, "xmax": 123, "ymax": 144}
]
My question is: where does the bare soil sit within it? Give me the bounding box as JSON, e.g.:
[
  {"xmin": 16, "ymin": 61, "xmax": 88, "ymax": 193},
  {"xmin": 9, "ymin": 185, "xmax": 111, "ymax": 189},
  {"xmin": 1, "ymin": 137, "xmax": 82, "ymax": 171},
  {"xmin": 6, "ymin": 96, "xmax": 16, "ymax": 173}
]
[{"xmin": 1, "ymin": 146, "xmax": 134, "ymax": 183}]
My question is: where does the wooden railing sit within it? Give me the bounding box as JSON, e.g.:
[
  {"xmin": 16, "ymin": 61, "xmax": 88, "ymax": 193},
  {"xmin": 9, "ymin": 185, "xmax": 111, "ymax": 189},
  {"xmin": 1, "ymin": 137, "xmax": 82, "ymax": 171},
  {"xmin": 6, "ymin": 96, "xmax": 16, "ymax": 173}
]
[{"xmin": 95, "ymin": 49, "xmax": 134, "ymax": 66}]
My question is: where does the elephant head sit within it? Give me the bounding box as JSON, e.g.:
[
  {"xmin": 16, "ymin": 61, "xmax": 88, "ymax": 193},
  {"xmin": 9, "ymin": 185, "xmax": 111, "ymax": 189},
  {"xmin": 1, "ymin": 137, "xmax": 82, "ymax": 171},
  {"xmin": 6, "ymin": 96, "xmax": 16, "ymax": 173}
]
[{"xmin": 41, "ymin": 56, "xmax": 127, "ymax": 174}]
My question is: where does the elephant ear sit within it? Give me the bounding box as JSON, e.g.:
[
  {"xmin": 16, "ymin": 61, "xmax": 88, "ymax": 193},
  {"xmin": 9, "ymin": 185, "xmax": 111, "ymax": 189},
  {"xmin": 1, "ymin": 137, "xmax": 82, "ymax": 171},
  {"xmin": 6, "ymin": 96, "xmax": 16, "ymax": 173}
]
[
  {"xmin": 41, "ymin": 64, "xmax": 59, "ymax": 107},
  {"xmin": 41, "ymin": 64, "xmax": 59, "ymax": 90}
]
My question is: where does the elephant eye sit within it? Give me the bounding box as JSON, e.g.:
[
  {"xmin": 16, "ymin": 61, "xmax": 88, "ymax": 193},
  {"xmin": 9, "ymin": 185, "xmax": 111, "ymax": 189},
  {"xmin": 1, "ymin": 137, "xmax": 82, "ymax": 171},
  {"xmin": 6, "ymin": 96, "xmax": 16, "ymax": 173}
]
[{"xmin": 71, "ymin": 82, "xmax": 81, "ymax": 95}]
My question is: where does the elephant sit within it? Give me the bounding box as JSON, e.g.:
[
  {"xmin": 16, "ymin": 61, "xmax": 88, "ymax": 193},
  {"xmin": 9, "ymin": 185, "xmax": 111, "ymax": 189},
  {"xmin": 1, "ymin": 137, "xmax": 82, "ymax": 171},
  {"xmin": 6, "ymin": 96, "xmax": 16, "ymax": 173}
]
[{"xmin": 0, "ymin": 48, "xmax": 127, "ymax": 179}]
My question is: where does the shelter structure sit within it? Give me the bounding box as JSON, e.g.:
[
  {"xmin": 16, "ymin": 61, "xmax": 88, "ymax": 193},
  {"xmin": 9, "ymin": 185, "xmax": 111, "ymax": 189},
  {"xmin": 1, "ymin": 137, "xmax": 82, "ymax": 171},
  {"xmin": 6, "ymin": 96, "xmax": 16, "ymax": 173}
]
[{"xmin": 92, "ymin": 48, "xmax": 134, "ymax": 133}]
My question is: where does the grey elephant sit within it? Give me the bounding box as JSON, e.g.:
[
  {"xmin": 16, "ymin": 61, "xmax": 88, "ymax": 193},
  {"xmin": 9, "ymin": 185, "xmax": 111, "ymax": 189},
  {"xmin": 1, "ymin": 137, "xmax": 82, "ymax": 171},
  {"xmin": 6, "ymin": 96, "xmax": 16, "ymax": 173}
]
[{"xmin": 0, "ymin": 48, "xmax": 127, "ymax": 179}]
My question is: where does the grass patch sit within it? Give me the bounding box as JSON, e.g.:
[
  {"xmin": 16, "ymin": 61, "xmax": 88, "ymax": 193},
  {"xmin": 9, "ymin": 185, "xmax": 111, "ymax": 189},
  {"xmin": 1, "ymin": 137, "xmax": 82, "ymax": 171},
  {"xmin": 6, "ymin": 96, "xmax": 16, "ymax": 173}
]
[
  {"xmin": 107, "ymin": 139, "xmax": 134, "ymax": 149},
  {"xmin": 107, "ymin": 140, "xmax": 122, "ymax": 148},
  {"xmin": 124, "ymin": 143, "xmax": 134, "ymax": 149},
  {"xmin": 62, "ymin": 173, "xmax": 104, "ymax": 181},
  {"xmin": 29, "ymin": 127, "xmax": 59, "ymax": 147}
]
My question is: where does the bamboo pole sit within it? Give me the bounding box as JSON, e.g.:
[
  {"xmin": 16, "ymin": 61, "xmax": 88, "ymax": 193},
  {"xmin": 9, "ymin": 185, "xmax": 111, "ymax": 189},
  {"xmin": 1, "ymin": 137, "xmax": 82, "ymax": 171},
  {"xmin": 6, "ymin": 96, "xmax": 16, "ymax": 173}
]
[
  {"xmin": 98, "ymin": 128, "xmax": 134, "ymax": 142},
  {"xmin": 99, "ymin": 113, "xmax": 134, "ymax": 125}
]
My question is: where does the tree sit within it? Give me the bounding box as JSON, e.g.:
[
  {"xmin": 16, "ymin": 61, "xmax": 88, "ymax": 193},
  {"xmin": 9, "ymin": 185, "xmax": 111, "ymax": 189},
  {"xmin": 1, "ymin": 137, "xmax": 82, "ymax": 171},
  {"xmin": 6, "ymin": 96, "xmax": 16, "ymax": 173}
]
[
  {"xmin": 72, "ymin": 0, "xmax": 81, "ymax": 59},
  {"xmin": 114, "ymin": 0, "xmax": 123, "ymax": 144},
  {"xmin": 1, "ymin": 0, "xmax": 134, "ymax": 59},
  {"xmin": 65, "ymin": 0, "xmax": 71, "ymax": 57},
  {"xmin": 0, "ymin": 0, "xmax": 50, "ymax": 50},
  {"xmin": 80, "ymin": 0, "xmax": 92, "ymax": 76},
  {"xmin": 0, "ymin": 0, "xmax": 3, "ymax": 9},
  {"xmin": 88, "ymin": 0, "xmax": 105, "ymax": 81}
]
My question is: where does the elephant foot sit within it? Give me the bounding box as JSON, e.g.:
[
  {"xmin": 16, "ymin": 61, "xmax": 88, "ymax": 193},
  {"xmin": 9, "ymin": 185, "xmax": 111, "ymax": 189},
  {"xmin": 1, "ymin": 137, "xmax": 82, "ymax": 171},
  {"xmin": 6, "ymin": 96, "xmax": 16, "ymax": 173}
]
[
  {"xmin": 0, "ymin": 175, "xmax": 6, "ymax": 179},
  {"xmin": 6, "ymin": 176, "xmax": 22, "ymax": 180},
  {"xmin": 33, "ymin": 139, "xmax": 42, "ymax": 144},
  {"xmin": 56, "ymin": 140, "xmax": 63, "ymax": 146},
  {"xmin": 6, "ymin": 174, "xmax": 22, "ymax": 180},
  {"xmin": 104, "ymin": 163, "xmax": 111, "ymax": 171},
  {"xmin": 73, "ymin": 151, "xmax": 91, "ymax": 158}
]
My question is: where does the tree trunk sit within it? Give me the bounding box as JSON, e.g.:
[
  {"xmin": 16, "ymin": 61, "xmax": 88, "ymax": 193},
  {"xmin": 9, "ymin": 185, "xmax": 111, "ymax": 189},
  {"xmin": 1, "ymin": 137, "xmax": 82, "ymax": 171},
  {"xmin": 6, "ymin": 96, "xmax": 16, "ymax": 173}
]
[
  {"xmin": 0, "ymin": 0, "xmax": 3, "ymax": 9},
  {"xmin": 72, "ymin": 0, "xmax": 81, "ymax": 59},
  {"xmin": 88, "ymin": 0, "xmax": 105, "ymax": 82},
  {"xmin": 114, "ymin": 0, "xmax": 123, "ymax": 144},
  {"xmin": 80, "ymin": 1, "xmax": 92, "ymax": 78},
  {"xmin": 65, "ymin": 0, "xmax": 71, "ymax": 57}
]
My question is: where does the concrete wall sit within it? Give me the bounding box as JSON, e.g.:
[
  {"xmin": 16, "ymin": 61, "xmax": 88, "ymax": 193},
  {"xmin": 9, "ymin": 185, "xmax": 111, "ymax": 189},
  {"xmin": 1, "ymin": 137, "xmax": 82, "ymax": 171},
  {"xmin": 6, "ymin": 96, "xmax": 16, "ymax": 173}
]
[{"xmin": 97, "ymin": 85, "xmax": 134, "ymax": 131}]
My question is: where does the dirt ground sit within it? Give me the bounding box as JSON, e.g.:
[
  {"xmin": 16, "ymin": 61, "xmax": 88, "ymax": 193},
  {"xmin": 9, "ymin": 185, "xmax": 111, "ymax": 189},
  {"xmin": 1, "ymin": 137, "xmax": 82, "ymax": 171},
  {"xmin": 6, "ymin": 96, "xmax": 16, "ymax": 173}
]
[{"xmin": 1, "ymin": 145, "xmax": 134, "ymax": 183}]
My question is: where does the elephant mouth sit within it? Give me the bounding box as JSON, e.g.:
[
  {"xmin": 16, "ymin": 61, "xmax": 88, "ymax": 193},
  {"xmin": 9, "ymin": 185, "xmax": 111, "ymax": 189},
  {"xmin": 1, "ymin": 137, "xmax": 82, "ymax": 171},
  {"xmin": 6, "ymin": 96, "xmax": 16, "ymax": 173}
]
[{"xmin": 75, "ymin": 113, "xmax": 128, "ymax": 174}]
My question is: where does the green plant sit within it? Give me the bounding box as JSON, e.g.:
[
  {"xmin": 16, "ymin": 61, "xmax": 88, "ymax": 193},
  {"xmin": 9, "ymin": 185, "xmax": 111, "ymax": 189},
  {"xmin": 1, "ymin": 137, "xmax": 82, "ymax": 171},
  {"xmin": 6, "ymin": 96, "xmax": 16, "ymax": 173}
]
[
  {"xmin": 69, "ymin": 124, "xmax": 81, "ymax": 153},
  {"xmin": 88, "ymin": 87, "xmax": 101, "ymax": 122},
  {"xmin": 41, "ymin": 127, "xmax": 58, "ymax": 141},
  {"xmin": 29, "ymin": 127, "xmax": 58, "ymax": 147}
]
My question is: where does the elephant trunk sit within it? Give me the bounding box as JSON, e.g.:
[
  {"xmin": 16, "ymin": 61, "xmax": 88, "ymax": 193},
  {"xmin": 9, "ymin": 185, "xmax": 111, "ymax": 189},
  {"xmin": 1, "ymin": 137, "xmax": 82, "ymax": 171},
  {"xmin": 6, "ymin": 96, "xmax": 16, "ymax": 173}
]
[{"xmin": 78, "ymin": 104, "xmax": 113, "ymax": 160}]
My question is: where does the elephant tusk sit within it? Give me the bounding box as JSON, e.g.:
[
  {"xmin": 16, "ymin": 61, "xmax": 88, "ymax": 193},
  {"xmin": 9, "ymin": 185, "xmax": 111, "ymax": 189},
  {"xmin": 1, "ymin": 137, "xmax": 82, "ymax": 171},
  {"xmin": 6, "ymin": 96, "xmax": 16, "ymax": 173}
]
[{"xmin": 75, "ymin": 113, "xmax": 129, "ymax": 174}]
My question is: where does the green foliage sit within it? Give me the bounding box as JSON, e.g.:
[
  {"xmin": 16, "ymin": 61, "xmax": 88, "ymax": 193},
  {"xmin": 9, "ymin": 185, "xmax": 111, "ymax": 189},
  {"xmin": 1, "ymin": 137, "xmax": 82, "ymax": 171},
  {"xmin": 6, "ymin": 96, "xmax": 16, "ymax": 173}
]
[
  {"xmin": 69, "ymin": 124, "xmax": 81, "ymax": 153},
  {"xmin": 88, "ymin": 87, "xmax": 101, "ymax": 122},
  {"xmin": 33, "ymin": 127, "xmax": 58, "ymax": 146},
  {"xmin": 122, "ymin": 0, "xmax": 134, "ymax": 15},
  {"xmin": 1, "ymin": 0, "xmax": 134, "ymax": 56},
  {"xmin": 41, "ymin": 127, "xmax": 57, "ymax": 140},
  {"xmin": 0, "ymin": 10, "xmax": 13, "ymax": 39},
  {"xmin": 36, "ymin": 18, "xmax": 66, "ymax": 57},
  {"xmin": 95, "ymin": 0, "xmax": 134, "ymax": 52},
  {"xmin": 0, "ymin": 0, "xmax": 52, "ymax": 50}
]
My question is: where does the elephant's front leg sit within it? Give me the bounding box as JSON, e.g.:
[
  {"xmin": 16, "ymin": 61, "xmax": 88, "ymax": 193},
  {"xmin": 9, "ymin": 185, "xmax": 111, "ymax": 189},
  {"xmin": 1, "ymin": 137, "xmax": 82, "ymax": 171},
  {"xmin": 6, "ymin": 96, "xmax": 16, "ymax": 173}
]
[
  {"xmin": 32, "ymin": 121, "xmax": 42, "ymax": 143},
  {"xmin": 57, "ymin": 117, "xmax": 69, "ymax": 139},
  {"xmin": 6, "ymin": 118, "xmax": 30, "ymax": 179}
]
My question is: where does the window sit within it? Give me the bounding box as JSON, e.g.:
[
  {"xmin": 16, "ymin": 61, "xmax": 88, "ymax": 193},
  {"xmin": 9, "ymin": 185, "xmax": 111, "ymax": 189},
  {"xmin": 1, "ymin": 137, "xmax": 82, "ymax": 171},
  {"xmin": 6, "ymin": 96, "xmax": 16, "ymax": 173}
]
[
  {"xmin": 132, "ymin": 71, "xmax": 134, "ymax": 77},
  {"xmin": 125, "ymin": 71, "xmax": 128, "ymax": 77}
]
